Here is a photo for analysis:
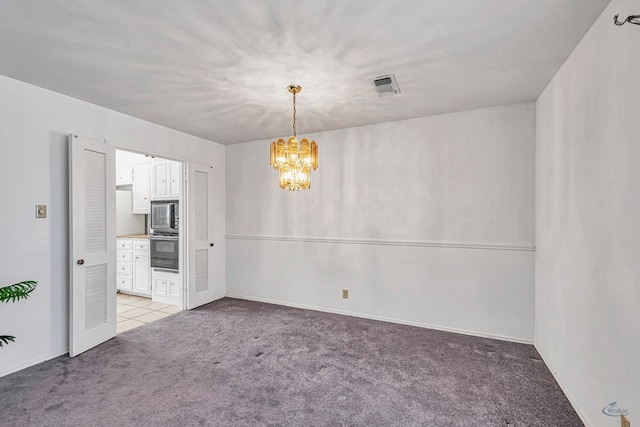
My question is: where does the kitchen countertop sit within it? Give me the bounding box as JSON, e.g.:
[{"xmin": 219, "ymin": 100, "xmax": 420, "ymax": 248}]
[{"xmin": 116, "ymin": 234, "xmax": 150, "ymax": 239}]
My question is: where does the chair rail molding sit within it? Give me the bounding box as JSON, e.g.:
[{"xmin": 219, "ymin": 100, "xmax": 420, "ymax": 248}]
[{"xmin": 225, "ymin": 234, "xmax": 535, "ymax": 252}]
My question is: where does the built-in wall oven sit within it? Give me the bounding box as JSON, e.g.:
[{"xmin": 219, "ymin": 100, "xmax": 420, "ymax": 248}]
[
  {"xmin": 151, "ymin": 200, "xmax": 179, "ymax": 235},
  {"xmin": 150, "ymin": 234, "xmax": 179, "ymax": 271}
]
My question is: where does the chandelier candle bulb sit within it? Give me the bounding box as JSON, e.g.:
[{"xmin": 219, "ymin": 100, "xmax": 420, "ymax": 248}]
[{"xmin": 270, "ymin": 85, "xmax": 318, "ymax": 191}]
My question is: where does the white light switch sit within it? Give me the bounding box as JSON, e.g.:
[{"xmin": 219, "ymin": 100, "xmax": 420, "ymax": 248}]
[{"xmin": 36, "ymin": 205, "xmax": 47, "ymax": 218}]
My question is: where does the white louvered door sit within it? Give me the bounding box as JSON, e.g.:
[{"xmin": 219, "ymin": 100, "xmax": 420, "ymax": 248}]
[
  {"xmin": 69, "ymin": 134, "xmax": 116, "ymax": 356},
  {"xmin": 187, "ymin": 163, "xmax": 216, "ymax": 309}
]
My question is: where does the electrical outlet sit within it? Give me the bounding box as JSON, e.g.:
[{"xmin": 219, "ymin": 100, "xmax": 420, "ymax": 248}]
[
  {"xmin": 622, "ymin": 414, "xmax": 630, "ymax": 427},
  {"xmin": 342, "ymin": 289, "xmax": 348, "ymax": 299}
]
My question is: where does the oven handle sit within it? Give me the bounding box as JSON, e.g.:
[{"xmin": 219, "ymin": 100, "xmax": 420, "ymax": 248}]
[
  {"xmin": 150, "ymin": 235, "xmax": 179, "ymax": 240},
  {"xmin": 152, "ymin": 268, "xmax": 179, "ymax": 273}
]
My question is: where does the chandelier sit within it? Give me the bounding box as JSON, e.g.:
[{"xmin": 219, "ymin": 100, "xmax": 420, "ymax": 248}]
[{"xmin": 270, "ymin": 85, "xmax": 318, "ymax": 190}]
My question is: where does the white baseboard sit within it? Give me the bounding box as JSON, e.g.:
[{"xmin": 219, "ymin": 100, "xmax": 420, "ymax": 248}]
[
  {"xmin": 535, "ymin": 344, "xmax": 590, "ymax": 427},
  {"xmin": 225, "ymin": 293, "xmax": 533, "ymax": 345},
  {"xmin": 211, "ymin": 294, "xmax": 226, "ymax": 303},
  {"xmin": 189, "ymin": 293, "xmax": 225, "ymax": 308},
  {"xmin": 0, "ymin": 349, "xmax": 68, "ymax": 378}
]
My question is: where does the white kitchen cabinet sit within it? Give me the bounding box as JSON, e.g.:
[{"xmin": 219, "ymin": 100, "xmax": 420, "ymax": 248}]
[
  {"xmin": 169, "ymin": 162, "xmax": 180, "ymax": 196},
  {"xmin": 153, "ymin": 275, "xmax": 167, "ymax": 296},
  {"xmin": 117, "ymin": 276, "xmax": 133, "ymax": 291},
  {"xmin": 117, "ymin": 238, "xmax": 151, "ymax": 297},
  {"xmin": 117, "ymin": 238, "xmax": 133, "ymax": 292},
  {"xmin": 151, "ymin": 269, "xmax": 180, "ymax": 306},
  {"xmin": 152, "ymin": 162, "xmax": 167, "ymax": 198},
  {"xmin": 168, "ymin": 276, "xmax": 180, "ymax": 298},
  {"xmin": 117, "ymin": 165, "xmax": 133, "ymax": 186},
  {"xmin": 132, "ymin": 163, "xmax": 150, "ymax": 214},
  {"xmin": 151, "ymin": 160, "xmax": 181, "ymax": 200},
  {"xmin": 133, "ymin": 251, "xmax": 150, "ymax": 294}
]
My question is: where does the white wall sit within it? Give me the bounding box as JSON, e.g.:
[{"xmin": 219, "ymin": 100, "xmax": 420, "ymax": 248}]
[
  {"xmin": 535, "ymin": 0, "xmax": 640, "ymax": 425},
  {"xmin": 115, "ymin": 149, "xmax": 150, "ymax": 166},
  {"xmin": 115, "ymin": 190, "xmax": 146, "ymax": 236},
  {"xmin": 227, "ymin": 102, "xmax": 536, "ymax": 342},
  {"xmin": 0, "ymin": 74, "xmax": 225, "ymax": 377}
]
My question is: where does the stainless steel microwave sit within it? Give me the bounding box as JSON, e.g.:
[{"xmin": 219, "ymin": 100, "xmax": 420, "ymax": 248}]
[{"xmin": 150, "ymin": 200, "xmax": 179, "ymax": 234}]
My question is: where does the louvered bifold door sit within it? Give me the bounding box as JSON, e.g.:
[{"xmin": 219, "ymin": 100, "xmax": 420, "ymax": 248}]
[
  {"xmin": 69, "ymin": 134, "xmax": 116, "ymax": 356},
  {"xmin": 187, "ymin": 163, "xmax": 216, "ymax": 309}
]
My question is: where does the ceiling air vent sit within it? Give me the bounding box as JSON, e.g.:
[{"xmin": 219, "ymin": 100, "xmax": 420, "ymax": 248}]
[{"xmin": 371, "ymin": 74, "xmax": 401, "ymax": 96}]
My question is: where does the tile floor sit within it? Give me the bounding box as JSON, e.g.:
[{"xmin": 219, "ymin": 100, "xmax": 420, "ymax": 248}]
[{"xmin": 117, "ymin": 293, "xmax": 182, "ymax": 334}]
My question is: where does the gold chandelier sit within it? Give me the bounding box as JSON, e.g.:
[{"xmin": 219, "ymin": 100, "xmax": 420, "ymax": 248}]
[{"xmin": 270, "ymin": 85, "xmax": 318, "ymax": 190}]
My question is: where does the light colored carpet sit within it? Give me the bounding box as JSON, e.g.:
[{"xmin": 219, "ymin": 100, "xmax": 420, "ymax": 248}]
[{"xmin": 0, "ymin": 298, "xmax": 581, "ymax": 426}]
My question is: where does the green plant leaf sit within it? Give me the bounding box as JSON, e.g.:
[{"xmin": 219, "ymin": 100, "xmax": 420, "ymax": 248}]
[
  {"xmin": 0, "ymin": 336, "xmax": 16, "ymax": 348},
  {"xmin": 0, "ymin": 280, "xmax": 38, "ymax": 303},
  {"xmin": 1, "ymin": 281, "xmax": 38, "ymax": 349}
]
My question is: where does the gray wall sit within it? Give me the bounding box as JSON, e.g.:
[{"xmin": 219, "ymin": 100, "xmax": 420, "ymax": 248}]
[
  {"xmin": 226, "ymin": 102, "xmax": 536, "ymax": 342},
  {"xmin": 535, "ymin": 0, "xmax": 640, "ymax": 424}
]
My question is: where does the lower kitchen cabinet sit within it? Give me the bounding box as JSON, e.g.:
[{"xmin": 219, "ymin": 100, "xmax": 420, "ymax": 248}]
[
  {"xmin": 133, "ymin": 250, "xmax": 151, "ymax": 294},
  {"xmin": 151, "ymin": 269, "xmax": 180, "ymax": 306},
  {"xmin": 117, "ymin": 238, "xmax": 151, "ymax": 297}
]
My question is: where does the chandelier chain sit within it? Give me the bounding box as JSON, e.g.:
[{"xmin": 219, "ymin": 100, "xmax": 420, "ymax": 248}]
[{"xmin": 292, "ymin": 91, "xmax": 297, "ymax": 138}]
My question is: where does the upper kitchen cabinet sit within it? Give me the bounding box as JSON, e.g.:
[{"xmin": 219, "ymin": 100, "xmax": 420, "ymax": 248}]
[
  {"xmin": 152, "ymin": 159, "xmax": 181, "ymax": 200},
  {"xmin": 116, "ymin": 165, "xmax": 133, "ymax": 186},
  {"xmin": 132, "ymin": 163, "xmax": 150, "ymax": 214},
  {"xmin": 116, "ymin": 150, "xmax": 151, "ymax": 188}
]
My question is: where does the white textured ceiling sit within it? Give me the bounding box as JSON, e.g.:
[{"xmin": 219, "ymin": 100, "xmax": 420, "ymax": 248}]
[{"xmin": 0, "ymin": 0, "xmax": 610, "ymax": 144}]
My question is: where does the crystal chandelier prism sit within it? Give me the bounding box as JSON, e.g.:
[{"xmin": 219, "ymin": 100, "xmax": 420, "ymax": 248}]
[{"xmin": 270, "ymin": 85, "xmax": 318, "ymax": 191}]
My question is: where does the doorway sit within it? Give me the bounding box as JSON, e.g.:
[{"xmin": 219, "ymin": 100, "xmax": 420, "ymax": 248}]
[
  {"xmin": 69, "ymin": 134, "xmax": 220, "ymax": 356},
  {"xmin": 114, "ymin": 149, "xmax": 184, "ymax": 334}
]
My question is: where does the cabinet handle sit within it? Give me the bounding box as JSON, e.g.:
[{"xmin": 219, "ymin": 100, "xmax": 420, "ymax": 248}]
[{"xmin": 77, "ymin": 259, "xmax": 85, "ymax": 265}]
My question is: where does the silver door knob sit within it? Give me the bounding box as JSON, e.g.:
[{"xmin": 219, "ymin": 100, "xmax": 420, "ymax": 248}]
[{"xmin": 77, "ymin": 259, "xmax": 85, "ymax": 265}]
